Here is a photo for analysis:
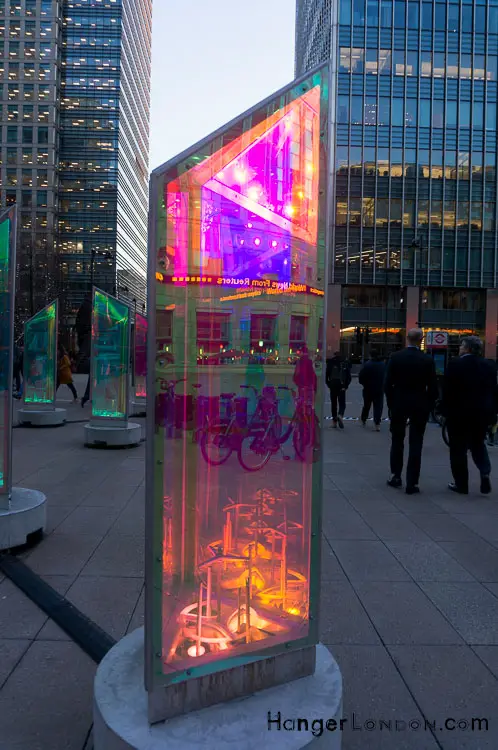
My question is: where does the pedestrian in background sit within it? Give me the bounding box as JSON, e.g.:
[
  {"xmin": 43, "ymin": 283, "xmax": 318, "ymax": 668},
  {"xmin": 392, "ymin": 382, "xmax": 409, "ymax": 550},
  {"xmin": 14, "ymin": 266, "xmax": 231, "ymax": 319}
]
[
  {"xmin": 385, "ymin": 328, "xmax": 438, "ymax": 494},
  {"xmin": 358, "ymin": 349, "xmax": 385, "ymax": 431},
  {"xmin": 325, "ymin": 350, "xmax": 351, "ymax": 429},
  {"xmin": 56, "ymin": 344, "xmax": 78, "ymax": 402},
  {"xmin": 13, "ymin": 344, "xmax": 23, "ymax": 398},
  {"xmin": 442, "ymin": 336, "xmax": 496, "ymax": 494}
]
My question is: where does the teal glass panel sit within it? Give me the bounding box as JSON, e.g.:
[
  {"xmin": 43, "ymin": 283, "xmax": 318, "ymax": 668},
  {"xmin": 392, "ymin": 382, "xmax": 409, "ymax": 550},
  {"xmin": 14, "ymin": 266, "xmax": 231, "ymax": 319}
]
[
  {"xmin": 147, "ymin": 65, "xmax": 330, "ymax": 689},
  {"xmin": 0, "ymin": 207, "xmax": 15, "ymax": 500},
  {"xmin": 90, "ymin": 289, "xmax": 130, "ymax": 421},
  {"xmin": 23, "ymin": 300, "xmax": 57, "ymax": 405},
  {"xmin": 134, "ymin": 312, "xmax": 147, "ymax": 400}
]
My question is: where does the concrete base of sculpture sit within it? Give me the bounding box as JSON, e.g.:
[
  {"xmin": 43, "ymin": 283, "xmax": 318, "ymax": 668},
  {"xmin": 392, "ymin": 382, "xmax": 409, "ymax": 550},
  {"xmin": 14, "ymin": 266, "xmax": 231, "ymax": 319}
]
[
  {"xmin": 93, "ymin": 628, "xmax": 343, "ymax": 750},
  {"xmin": 130, "ymin": 399, "xmax": 146, "ymax": 417},
  {"xmin": 18, "ymin": 408, "xmax": 66, "ymax": 427},
  {"xmin": 0, "ymin": 487, "xmax": 47, "ymax": 550},
  {"xmin": 84, "ymin": 422, "xmax": 141, "ymax": 448}
]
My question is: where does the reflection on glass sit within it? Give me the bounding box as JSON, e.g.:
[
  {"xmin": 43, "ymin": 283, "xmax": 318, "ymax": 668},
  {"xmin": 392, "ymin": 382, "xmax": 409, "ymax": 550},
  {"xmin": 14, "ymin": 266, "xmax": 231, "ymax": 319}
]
[
  {"xmin": 90, "ymin": 289, "xmax": 130, "ymax": 421},
  {"xmin": 23, "ymin": 300, "xmax": 57, "ymax": 405},
  {"xmin": 134, "ymin": 313, "xmax": 147, "ymax": 400},
  {"xmin": 152, "ymin": 69, "xmax": 328, "ymax": 683}
]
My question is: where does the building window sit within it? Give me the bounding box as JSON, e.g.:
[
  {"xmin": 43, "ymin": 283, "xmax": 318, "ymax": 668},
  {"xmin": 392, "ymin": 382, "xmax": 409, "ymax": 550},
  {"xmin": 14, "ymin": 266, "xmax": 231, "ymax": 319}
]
[
  {"xmin": 197, "ymin": 312, "xmax": 230, "ymax": 349},
  {"xmin": 289, "ymin": 316, "xmax": 308, "ymax": 350},
  {"xmin": 250, "ymin": 315, "xmax": 276, "ymax": 350}
]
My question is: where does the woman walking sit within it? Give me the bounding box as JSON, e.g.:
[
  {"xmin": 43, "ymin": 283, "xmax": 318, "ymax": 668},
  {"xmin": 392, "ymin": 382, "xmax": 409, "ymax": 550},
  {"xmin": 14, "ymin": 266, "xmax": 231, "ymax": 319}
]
[{"xmin": 57, "ymin": 344, "xmax": 78, "ymax": 401}]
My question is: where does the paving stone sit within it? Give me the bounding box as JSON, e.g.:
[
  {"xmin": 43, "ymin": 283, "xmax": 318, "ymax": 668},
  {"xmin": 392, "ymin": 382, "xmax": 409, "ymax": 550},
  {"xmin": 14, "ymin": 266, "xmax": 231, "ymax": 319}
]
[
  {"xmin": 363, "ymin": 513, "xmax": 432, "ymax": 542},
  {"xmin": 408, "ymin": 513, "xmax": 483, "ymax": 542},
  {"xmin": 82, "ymin": 533, "xmax": 144, "ymax": 577},
  {"xmin": 0, "ymin": 639, "xmax": 30, "ymax": 688},
  {"xmin": 321, "ymin": 538, "xmax": 347, "ymax": 581},
  {"xmin": 319, "ymin": 580, "xmax": 381, "ymax": 645},
  {"xmin": 352, "ymin": 581, "xmax": 463, "ymax": 645},
  {"xmin": 126, "ymin": 585, "xmax": 145, "ymax": 634},
  {"xmin": 420, "ymin": 582, "xmax": 498, "ymax": 644},
  {"xmin": 385, "ymin": 541, "xmax": 475, "ymax": 582},
  {"xmin": 438, "ymin": 541, "xmax": 498, "ymax": 583},
  {"xmin": 330, "ymin": 541, "xmax": 412, "ymax": 581},
  {"xmin": 472, "ymin": 646, "xmax": 498, "ymax": 680},
  {"xmin": 0, "ymin": 576, "xmax": 73, "ymax": 639},
  {"xmin": 38, "ymin": 576, "xmax": 143, "ymax": 641},
  {"xmin": 388, "ymin": 645, "xmax": 498, "ymax": 749},
  {"xmin": 26, "ymin": 534, "xmax": 102, "ymax": 576},
  {"xmin": 450, "ymin": 513, "xmax": 498, "ymax": 542},
  {"xmin": 0, "ymin": 641, "xmax": 95, "ymax": 750},
  {"xmin": 322, "ymin": 507, "xmax": 377, "ymax": 540},
  {"xmin": 55, "ymin": 505, "xmax": 122, "ymax": 536},
  {"xmin": 328, "ymin": 644, "xmax": 440, "ymax": 749}
]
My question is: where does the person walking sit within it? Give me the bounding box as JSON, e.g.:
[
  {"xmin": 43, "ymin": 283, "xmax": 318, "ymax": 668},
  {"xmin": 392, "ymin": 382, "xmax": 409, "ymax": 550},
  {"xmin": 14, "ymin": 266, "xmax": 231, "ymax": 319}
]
[
  {"xmin": 384, "ymin": 328, "xmax": 438, "ymax": 494},
  {"xmin": 325, "ymin": 351, "xmax": 351, "ymax": 429},
  {"xmin": 57, "ymin": 344, "xmax": 78, "ymax": 402},
  {"xmin": 442, "ymin": 336, "xmax": 496, "ymax": 494},
  {"xmin": 358, "ymin": 349, "xmax": 385, "ymax": 431}
]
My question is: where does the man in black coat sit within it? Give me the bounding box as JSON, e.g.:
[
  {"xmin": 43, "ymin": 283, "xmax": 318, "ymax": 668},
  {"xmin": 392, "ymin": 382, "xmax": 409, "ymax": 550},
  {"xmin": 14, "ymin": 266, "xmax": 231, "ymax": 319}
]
[
  {"xmin": 384, "ymin": 328, "xmax": 439, "ymax": 494},
  {"xmin": 359, "ymin": 349, "xmax": 385, "ymax": 431},
  {"xmin": 325, "ymin": 351, "xmax": 352, "ymax": 429},
  {"xmin": 442, "ymin": 336, "xmax": 496, "ymax": 494}
]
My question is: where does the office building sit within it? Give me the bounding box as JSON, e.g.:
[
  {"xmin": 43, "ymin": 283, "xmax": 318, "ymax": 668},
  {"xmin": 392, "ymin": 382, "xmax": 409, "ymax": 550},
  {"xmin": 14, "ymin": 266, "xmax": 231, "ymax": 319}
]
[
  {"xmin": 295, "ymin": 0, "xmax": 498, "ymax": 359},
  {"xmin": 0, "ymin": 0, "xmax": 152, "ymax": 334}
]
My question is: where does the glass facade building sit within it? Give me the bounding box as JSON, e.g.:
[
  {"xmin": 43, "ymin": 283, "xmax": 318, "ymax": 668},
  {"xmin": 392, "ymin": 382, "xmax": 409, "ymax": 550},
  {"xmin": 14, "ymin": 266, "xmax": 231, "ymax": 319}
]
[
  {"xmin": 296, "ymin": 0, "xmax": 498, "ymax": 359},
  {"xmin": 0, "ymin": 0, "xmax": 151, "ymax": 334}
]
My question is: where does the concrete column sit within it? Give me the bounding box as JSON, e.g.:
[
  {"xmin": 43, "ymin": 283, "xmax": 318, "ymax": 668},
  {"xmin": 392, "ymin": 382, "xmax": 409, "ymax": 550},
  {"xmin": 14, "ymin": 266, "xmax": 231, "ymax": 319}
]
[
  {"xmin": 485, "ymin": 289, "xmax": 498, "ymax": 359},
  {"xmin": 405, "ymin": 286, "xmax": 420, "ymax": 344},
  {"xmin": 326, "ymin": 283, "xmax": 342, "ymax": 356}
]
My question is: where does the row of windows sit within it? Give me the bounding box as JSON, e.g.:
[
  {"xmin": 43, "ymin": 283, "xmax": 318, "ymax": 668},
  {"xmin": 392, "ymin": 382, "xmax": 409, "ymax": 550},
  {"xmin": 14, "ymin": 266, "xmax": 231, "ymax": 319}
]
[
  {"xmin": 3, "ymin": 125, "xmax": 49, "ymax": 143},
  {"xmin": 336, "ymin": 197, "xmax": 496, "ymax": 230},
  {"xmin": 0, "ymin": 0, "xmax": 52, "ymax": 16},
  {"xmin": 2, "ymin": 82, "xmax": 52, "ymax": 99},
  {"xmin": 0, "ymin": 188, "xmax": 48, "ymax": 207},
  {"xmin": 336, "ymin": 146, "xmax": 497, "ymax": 172},
  {"xmin": 0, "ymin": 147, "xmax": 49, "ymax": 165},
  {"xmin": 0, "ymin": 63, "xmax": 53, "ymax": 80},
  {"xmin": 338, "ymin": 96, "xmax": 497, "ymax": 129},
  {"xmin": 0, "ymin": 105, "xmax": 50, "ymax": 121},
  {"xmin": 342, "ymin": 285, "xmax": 485, "ymax": 311},
  {"xmin": 0, "ymin": 41, "xmax": 52, "ymax": 55},
  {"xmin": 0, "ymin": 20, "xmax": 52, "ymax": 36},
  {"xmin": 0, "ymin": 167, "xmax": 49, "ymax": 185},
  {"xmin": 340, "ymin": 0, "xmax": 498, "ymax": 33},
  {"xmin": 339, "ymin": 48, "xmax": 498, "ymax": 79}
]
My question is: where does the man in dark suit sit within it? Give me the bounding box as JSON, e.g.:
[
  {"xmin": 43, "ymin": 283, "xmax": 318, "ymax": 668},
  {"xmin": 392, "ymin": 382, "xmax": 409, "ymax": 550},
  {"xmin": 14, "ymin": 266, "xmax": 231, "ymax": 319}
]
[
  {"xmin": 384, "ymin": 328, "xmax": 439, "ymax": 494},
  {"xmin": 442, "ymin": 336, "xmax": 496, "ymax": 494}
]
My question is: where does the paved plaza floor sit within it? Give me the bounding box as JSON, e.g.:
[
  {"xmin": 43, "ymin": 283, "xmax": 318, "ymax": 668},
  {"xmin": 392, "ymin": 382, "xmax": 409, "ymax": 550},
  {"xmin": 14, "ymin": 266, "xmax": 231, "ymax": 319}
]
[{"xmin": 1, "ymin": 381, "xmax": 498, "ymax": 749}]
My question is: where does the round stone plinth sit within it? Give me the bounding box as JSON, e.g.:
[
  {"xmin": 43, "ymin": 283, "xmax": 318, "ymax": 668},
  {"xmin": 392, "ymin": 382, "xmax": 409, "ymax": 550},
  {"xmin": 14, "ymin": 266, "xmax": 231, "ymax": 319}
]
[
  {"xmin": 84, "ymin": 422, "xmax": 141, "ymax": 448},
  {"xmin": 0, "ymin": 487, "xmax": 47, "ymax": 550},
  {"xmin": 93, "ymin": 628, "xmax": 343, "ymax": 750},
  {"xmin": 18, "ymin": 408, "xmax": 66, "ymax": 427},
  {"xmin": 130, "ymin": 400, "xmax": 146, "ymax": 417}
]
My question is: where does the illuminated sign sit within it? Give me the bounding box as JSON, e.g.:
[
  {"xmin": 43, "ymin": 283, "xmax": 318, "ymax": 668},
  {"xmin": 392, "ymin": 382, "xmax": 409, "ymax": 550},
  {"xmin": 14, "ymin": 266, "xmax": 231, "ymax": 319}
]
[
  {"xmin": 90, "ymin": 289, "xmax": 130, "ymax": 423},
  {"xmin": 23, "ymin": 300, "xmax": 57, "ymax": 406},
  {"xmin": 156, "ymin": 272, "xmax": 324, "ymax": 297}
]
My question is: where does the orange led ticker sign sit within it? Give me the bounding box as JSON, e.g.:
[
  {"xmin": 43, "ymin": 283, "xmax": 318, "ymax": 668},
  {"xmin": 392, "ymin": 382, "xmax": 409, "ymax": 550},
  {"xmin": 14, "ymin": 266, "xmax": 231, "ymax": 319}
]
[{"xmin": 155, "ymin": 272, "xmax": 324, "ymax": 298}]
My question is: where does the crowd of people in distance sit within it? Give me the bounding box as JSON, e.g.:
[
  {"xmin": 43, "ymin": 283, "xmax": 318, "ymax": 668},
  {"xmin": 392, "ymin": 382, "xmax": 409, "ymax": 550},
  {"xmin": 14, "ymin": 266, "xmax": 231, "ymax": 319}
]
[
  {"xmin": 13, "ymin": 342, "xmax": 79, "ymax": 402},
  {"xmin": 326, "ymin": 329, "xmax": 497, "ymax": 496}
]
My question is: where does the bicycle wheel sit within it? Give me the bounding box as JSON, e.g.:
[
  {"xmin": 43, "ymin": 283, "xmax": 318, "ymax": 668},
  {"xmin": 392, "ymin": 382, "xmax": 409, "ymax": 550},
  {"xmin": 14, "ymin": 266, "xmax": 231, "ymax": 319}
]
[
  {"xmin": 294, "ymin": 413, "xmax": 321, "ymax": 463},
  {"xmin": 238, "ymin": 417, "xmax": 280, "ymax": 472},
  {"xmin": 200, "ymin": 421, "xmax": 233, "ymax": 466}
]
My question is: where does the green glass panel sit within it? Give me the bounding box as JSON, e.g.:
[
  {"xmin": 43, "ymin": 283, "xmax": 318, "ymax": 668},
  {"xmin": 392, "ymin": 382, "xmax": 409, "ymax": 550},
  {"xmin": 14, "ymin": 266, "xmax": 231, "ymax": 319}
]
[
  {"xmin": 0, "ymin": 209, "xmax": 15, "ymax": 498},
  {"xmin": 90, "ymin": 289, "xmax": 130, "ymax": 420},
  {"xmin": 23, "ymin": 300, "xmax": 57, "ymax": 405},
  {"xmin": 148, "ymin": 65, "xmax": 330, "ymax": 689}
]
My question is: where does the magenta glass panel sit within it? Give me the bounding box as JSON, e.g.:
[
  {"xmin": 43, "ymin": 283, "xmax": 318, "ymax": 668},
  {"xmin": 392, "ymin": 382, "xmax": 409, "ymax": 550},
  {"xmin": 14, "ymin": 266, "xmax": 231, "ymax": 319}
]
[
  {"xmin": 148, "ymin": 67, "xmax": 329, "ymax": 689},
  {"xmin": 134, "ymin": 312, "xmax": 147, "ymax": 400}
]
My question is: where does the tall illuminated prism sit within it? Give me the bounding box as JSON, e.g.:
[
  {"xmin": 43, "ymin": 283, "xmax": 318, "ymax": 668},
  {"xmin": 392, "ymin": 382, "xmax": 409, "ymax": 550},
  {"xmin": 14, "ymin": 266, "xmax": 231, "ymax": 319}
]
[
  {"xmin": 18, "ymin": 299, "xmax": 67, "ymax": 427},
  {"xmin": 131, "ymin": 312, "xmax": 147, "ymax": 416},
  {"xmin": 0, "ymin": 206, "xmax": 47, "ymax": 549},
  {"xmin": 83, "ymin": 288, "xmax": 141, "ymax": 448},
  {"xmin": 93, "ymin": 65, "xmax": 342, "ymax": 750}
]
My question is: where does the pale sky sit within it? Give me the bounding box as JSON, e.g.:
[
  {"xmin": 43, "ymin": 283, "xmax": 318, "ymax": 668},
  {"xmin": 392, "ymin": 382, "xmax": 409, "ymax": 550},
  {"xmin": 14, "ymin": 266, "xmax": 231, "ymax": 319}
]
[{"xmin": 149, "ymin": 0, "xmax": 296, "ymax": 171}]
